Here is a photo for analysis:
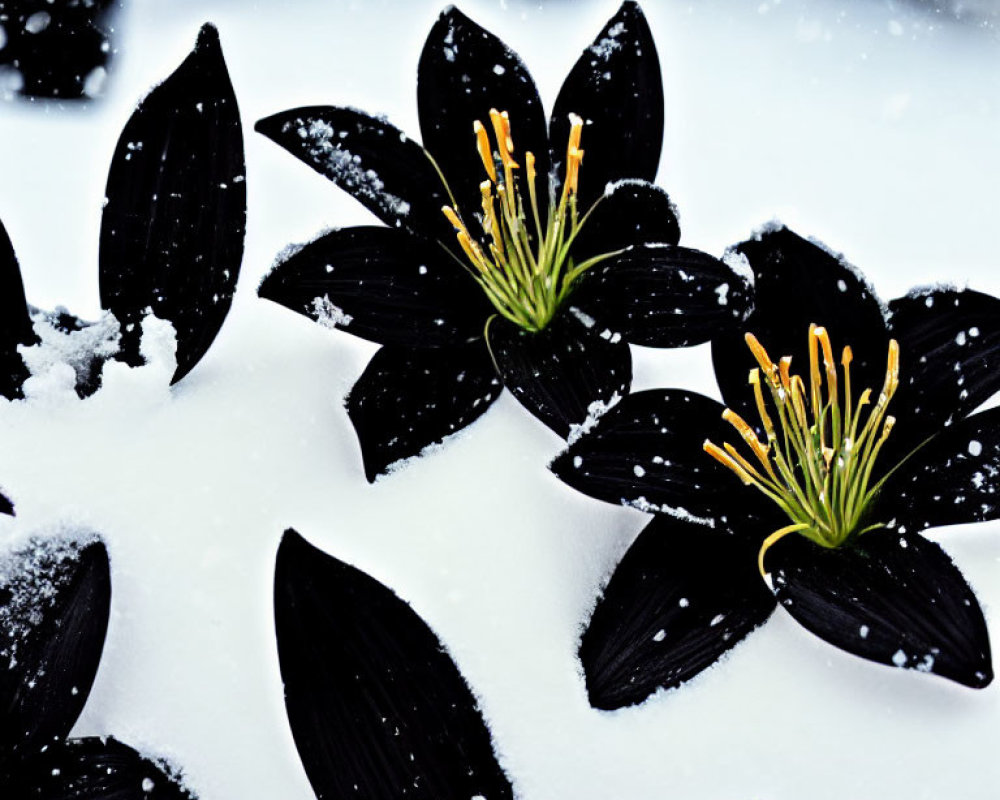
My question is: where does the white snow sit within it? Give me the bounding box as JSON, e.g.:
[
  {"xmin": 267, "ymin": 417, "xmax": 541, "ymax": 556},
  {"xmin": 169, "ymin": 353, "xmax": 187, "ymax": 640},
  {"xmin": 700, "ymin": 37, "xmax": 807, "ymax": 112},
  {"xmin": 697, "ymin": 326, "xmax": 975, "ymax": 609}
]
[{"xmin": 0, "ymin": 2, "xmax": 998, "ymax": 800}]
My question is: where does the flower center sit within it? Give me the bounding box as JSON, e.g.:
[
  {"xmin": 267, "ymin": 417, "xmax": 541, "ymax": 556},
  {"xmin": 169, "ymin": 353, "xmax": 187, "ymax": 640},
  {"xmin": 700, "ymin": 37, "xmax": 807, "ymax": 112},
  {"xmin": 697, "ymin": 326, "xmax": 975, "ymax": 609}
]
[
  {"xmin": 441, "ymin": 109, "xmax": 614, "ymax": 332},
  {"xmin": 703, "ymin": 325, "xmax": 902, "ymax": 574}
]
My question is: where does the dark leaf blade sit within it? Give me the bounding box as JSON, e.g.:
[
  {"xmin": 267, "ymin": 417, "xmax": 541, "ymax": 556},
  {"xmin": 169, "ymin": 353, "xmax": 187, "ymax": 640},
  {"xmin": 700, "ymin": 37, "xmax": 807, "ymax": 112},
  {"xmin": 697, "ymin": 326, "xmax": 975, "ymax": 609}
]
[
  {"xmin": 571, "ymin": 180, "xmax": 679, "ymax": 263},
  {"xmin": 417, "ymin": 6, "xmax": 549, "ymax": 224},
  {"xmin": 552, "ymin": 389, "xmax": 761, "ymax": 524},
  {"xmin": 0, "ymin": 217, "xmax": 38, "ymax": 400},
  {"xmin": 712, "ymin": 226, "xmax": 889, "ymax": 424},
  {"xmin": 487, "ymin": 311, "xmax": 631, "ymax": 438},
  {"xmin": 770, "ymin": 532, "xmax": 992, "ymax": 688},
  {"xmin": 883, "ymin": 406, "xmax": 1000, "ymax": 533},
  {"xmin": 258, "ymin": 227, "xmax": 489, "ymax": 348},
  {"xmin": 255, "ymin": 107, "xmax": 453, "ymax": 244},
  {"xmin": 6, "ymin": 736, "xmax": 195, "ymax": 799},
  {"xmin": 887, "ymin": 288, "xmax": 1000, "ymax": 452},
  {"xmin": 274, "ymin": 530, "xmax": 514, "ymax": 800},
  {"xmin": 346, "ymin": 344, "xmax": 502, "ymax": 482},
  {"xmin": 551, "ymin": 1, "xmax": 664, "ymax": 210},
  {"xmin": 584, "ymin": 244, "xmax": 751, "ymax": 348},
  {"xmin": 0, "ymin": 0, "xmax": 118, "ymax": 100},
  {"xmin": 0, "ymin": 537, "xmax": 111, "ymax": 757},
  {"xmin": 582, "ymin": 516, "xmax": 775, "ymax": 710},
  {"xmin": 99, "ymin": 24, "xmax": 246, "ymax": 385}
]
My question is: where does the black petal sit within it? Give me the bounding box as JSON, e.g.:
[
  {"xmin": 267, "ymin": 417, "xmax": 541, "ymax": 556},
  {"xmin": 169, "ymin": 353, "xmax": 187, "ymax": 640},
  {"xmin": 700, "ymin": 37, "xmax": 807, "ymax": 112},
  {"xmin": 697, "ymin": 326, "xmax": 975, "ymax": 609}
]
[
  {"xmin": 551, "ymin": 1, "xmax": 663, "ymax": 210},
  {"xmin": 582, "ymin": 516, "xmax": 775, "ymax": 710},
  {"xmin": 883, "ymin": 406, "xmax": 1000, "ymax": 533},
  {"xmin": 99, "ymin": 24, "xmax": 245, "ymax": 385},
  {"xmin": 571, "ymin": 180, "xmax": 679, "ymax": 263},
  {"xmin": 0, "ymin": 0, "xmax": 118, "ymax": 100},
  {"xmin": 274, "ymin": 530, "xmax": 514, "ymax": 800},
  {"xmin": 0, "ymin": 217, "xmax": 36, "ymax": 400},
  {"xmin": 346, "ymin": 344, "xmax": 502, "ymax": 482},
  {"xmin": 487, "ymin": 311, "xmax": 631, "ymax": 438},
  {"xmin": 582, "ymin": 244, "xmax": 751, "ymax": 348},
  {"xmin": 255, "ymin": 107, "xmax": 452, "ymax": 244},
  {"xmin": 6, "ymin": 736, "xmax": 195, "ymax": 799},
  {"xmin": 887, "ymin": 288, "xmax": 1000, "ymax": 452},
  {"xmin": 552, "ymin": 389, "xmax": 764, "ymax": 525},
  {"xmin": 259, "ymin": 227, "xmax": 489, "ymax": 349},
  {"xmin": 417, "ymin": 6, "xmax": 549, "ymax": 226},
  {"xmin": 712, "ymin": 226, "xmax": 889, "ymax": 424},
  {"xmin": 0, "ymin": 490, "xmax": 12, "ymax": 516},
  {"xmin": 770, "ymin": 532, "xmax": 992, "ymax": 688},
  {"xmin": 0, "ymin": 538, "xmax": 110, "ymax": 759}
]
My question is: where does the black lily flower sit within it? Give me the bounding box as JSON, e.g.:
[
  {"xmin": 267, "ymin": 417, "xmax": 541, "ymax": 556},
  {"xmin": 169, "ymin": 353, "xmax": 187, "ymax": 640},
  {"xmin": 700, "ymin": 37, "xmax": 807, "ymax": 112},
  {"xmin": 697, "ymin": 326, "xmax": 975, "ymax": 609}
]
[
  {"xmin": 257, "ymin": 2, "xmax": 751, "ymax": 481},
  {"xmin": 553, "ymin": 225, "xmax": 999, "ymax": 709},
  {"xmin": 0, "ymin": 533, "xmax": 195, "ymax": 797},
  {"xmin": 0, "ymin": 0, "xmax": 121, "ymax": 100},
  {"xmin": 0, "ymin": 23, "xmax": 245, "ymax": 398},
  {"xmin": 275, "ymin": 529, "xmax": 514, "ymax": 798}
]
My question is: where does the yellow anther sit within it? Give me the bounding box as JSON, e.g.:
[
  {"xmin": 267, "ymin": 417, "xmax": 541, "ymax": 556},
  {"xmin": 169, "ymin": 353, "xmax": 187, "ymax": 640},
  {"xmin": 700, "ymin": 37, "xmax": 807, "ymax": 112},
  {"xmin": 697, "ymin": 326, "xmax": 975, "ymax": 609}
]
[
  {"xmin": 703, "ymin": 441, "xmax": 753, "ymax": 485},
  {"xmin": 884, "ymin": 338, "xmax": 900, "ymax": 396},
  {"xmin": 722, "ymin": 408, "xmax": 768, "ymax": 462},
  {"xmin": 842, "ymin": 345, "xmax": 853, "ymax": 367},
  {"xmin": 745, "ymin": 333, "xmax": 776, "ymax": 376},
  {"xmin": 473, "ymin": 120, "xmax": 497, "ymax": 183},
  {"xmin": 442, "ymin": 205, "xmax": 466, "ymax": 233},
  {"xmin": 778, "ymin": 357, "xmax": 793, "ymax": 391},
  {"xmin": 456, "ymin": 231, "xmax": 485, "ymax": 271},
  {"xmin": 526, "ymin": 151, "xmax": 536, "ymax": 184},
  {"xmin": 489, "ymin": 109, "xmax": 519, "ymax": 172},
  {"xmin": 565, "ymin": 147, "xmax": 584, "ymax": 195},
  {"xmin": 567, "ymin": 112, "xmax": 584, "ymax": 153}
]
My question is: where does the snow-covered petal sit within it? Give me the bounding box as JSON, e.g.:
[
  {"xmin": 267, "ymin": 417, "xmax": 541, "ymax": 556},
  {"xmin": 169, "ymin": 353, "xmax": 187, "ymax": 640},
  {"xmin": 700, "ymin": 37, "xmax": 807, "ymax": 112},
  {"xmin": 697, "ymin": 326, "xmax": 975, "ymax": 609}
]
[
  {"xmin": 571, "ymin": 180, "xmax": 679, "ymax": 264},
  {"xmin": 487, "ymin": 311, "xmax": 631, "ymax": 438},
  {"xmin": 887, "ymin": 288, "xmax": 1000, "ymax": 452},
  {"xmin": 0, "ymin": 537, "xmax": 110, "ymax": 758},
  {"xmin": 882, "ymin": 406, "xmax": 1000, "ymax": 533},
  {"xmin": 585, "ymin": 244, "xmax": 752, "ymax": 348},
  {"xmin": 346, "ymin": 344, "xmax": 502, "ymax": 482},
  {"xmin": 581, "ymin": 516, "xmax": 775, "ymax": 710},
  {"xmin": 770, "ymin": 532, "xmax": 992, "ymax": 688},
  {"xmin": 551, "ymin": 389, "xmax": 765, "ymax": 525},
  {"xmin": 712, "ymin": 226, "xmax": 889, "ymax": 423},
  {"xmin": 0, "ymin": 218, "xmax": 36, "ymax": 400},
  {"xmin": 99, "ymin": 24, "xmax": 245, "ymax": 385},
  {"xmin": 6, "ymin": 736, "xmax": 195, "ymax": 798},
  {"xmin": 550, "ymin": 1, "xmax": 663, "ymax": 210},
  {"xmin": 255, "ymin": 106, "xmax": 452, "ymax": 244},
  {"xmin": 258, "ymin": 227, "xmax": 490, "ymax": 349},
  {"xmin": 417, "ymin": 5, "xmax": 549, "ymax": 225},
  {"xmin": 273, "ymin": 530, "xmax": 514, "ymax": 800},
  {"xmin": 0, "ymin": 0, "xmax": 117, "ymax": 99}
]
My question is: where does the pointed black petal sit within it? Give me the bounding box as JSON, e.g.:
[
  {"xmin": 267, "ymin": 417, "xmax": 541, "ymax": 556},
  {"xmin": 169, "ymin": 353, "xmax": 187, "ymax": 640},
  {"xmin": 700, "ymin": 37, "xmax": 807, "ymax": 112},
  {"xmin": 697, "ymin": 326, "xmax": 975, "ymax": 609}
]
[
  {"xmin": 99, "ymin": 24, "xmax": 246, "ymax": 385},
  {"xmin": 583, "ymin": 244, "xmax": 751, "ymax": 348},
  {"xmin": 571, "ymin": 180, "xmax": 679, "ymax": 263},
  {"xmin": 883, "ymin": 406, "xmax": 1000, "ymax": 533},
  {"xmin": 582, "ymin": 516, "xmax": 775, "ymax": 709},
  {"xmin": 770, "ymin": 532, "xmax": 992, "ymax": 688},
  {"xmin": 887, "ymin": 288, "xmax": 1000, "ymax": 452},
  {"xmin": 347, "ymin": 345, "xmax": 502, "ymax": 482},
  {"xmin": 259, "ymin": 227, "xmax": 489, "ymax": 349},
  {"xmin": 0, "ymin": 490, "xmax": 12, "ymax": 516},
  {"xmin": 487, "ymin": 311, "xmax": 631, "ymax": 438},
  {"xmin": 274, "ymin": 530, "xmax": 514, "ymax": 800},
  {"xmin": 552, "ymin": 389, "xmax": 767, "ymax": 525},
  {"xmin": 6, "ymin": 736, "xmax": 195, "ymax": 799},
  {"xmin": 0, "ymin": 217, "xmax": 37, "ymax": 400},
  {"xmin": 0, "ymin": 537, "xmax": 110, "ymax": 758},
  {"xmin": 255, "ymin": 107, "xmax": 453, "ymax": 244},
  {"xmin": 712, "ymin": 226, "xmax": 889, "ymax": 424},
  {"xmin": 551, "ymin": 2, "xmax": 663, "ymax": 210},
  {"xmin": 417, "ymin": 6, "xmax": 549, "ymax": 226},
  {"xmin": 0, "ymin": 0, "xmax": 118, "ymax": 100}
]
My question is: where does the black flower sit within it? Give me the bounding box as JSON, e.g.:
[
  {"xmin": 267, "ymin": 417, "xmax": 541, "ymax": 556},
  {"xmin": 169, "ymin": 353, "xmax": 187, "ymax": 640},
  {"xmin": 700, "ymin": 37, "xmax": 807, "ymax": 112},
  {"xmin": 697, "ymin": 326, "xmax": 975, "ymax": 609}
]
[
  {"xmin": 0, "ymin": 533, "xmax": 195, "ymax": 798},
  {"xmin": 0, "ymin": 0, "xmax": 121, "ymax": 100},
  {"xmin": 256, "ymin": 2, "xmax": 751, "ymax": 481},
  {"xmin": 553, "ymin": 226, "xmax": 998, "ymax": 709},
  {"xmin": 274, "ymin": 529, "xmax": 514, "ymax": 798},
  {"xmin": 0, "ymin": 24, "xmax": 245, "ymax": 398}
]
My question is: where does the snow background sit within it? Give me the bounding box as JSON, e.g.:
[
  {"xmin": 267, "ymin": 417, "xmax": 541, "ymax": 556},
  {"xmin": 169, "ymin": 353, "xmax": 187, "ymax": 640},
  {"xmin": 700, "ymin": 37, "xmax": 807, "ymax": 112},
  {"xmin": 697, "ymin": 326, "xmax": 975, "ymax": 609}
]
[{"xmin": 1, "ymin": 0, "xmax": 999, "ymax": 797}]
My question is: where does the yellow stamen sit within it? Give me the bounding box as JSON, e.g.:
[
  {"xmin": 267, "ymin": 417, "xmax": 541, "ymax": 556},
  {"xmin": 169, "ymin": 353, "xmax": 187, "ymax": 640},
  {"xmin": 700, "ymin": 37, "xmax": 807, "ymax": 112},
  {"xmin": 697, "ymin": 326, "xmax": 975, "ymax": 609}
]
[
  {"xmin": 442, "ymin": 205, "xmax": 466, "ymax": 234},
  {"xmin": 745, "ymin": 333, "xmax": 776, "ymax": 377},
  {"xmin": 474, "ymin": 120, "xmax": 497, "ymax": 183},
  {"xmin": 703, "ymin": 441, "xmax": 753, "ymax": 485}
]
